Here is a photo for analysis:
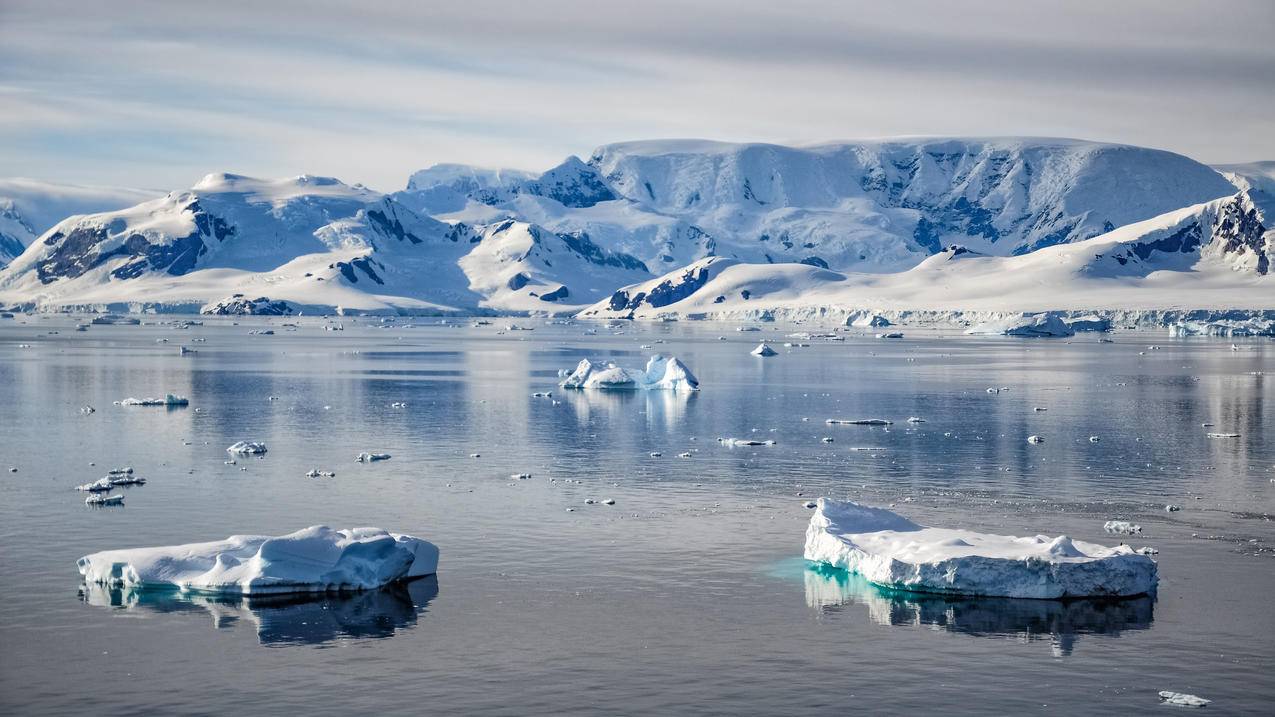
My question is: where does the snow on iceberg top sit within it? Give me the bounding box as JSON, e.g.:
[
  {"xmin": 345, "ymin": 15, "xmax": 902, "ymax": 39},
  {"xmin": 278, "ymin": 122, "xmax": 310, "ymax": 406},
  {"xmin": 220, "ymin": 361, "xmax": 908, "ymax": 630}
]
[
  {"xmin": 77, "ymin": 525, "xmax": 439, "ymax": 596},
  {"xmin": 559, "ymin": 354, "xmax": 699, "ymax": 391},
  {"xmin": 804, "ymin": 498, "xmax": 1157, "ymax": 599}
]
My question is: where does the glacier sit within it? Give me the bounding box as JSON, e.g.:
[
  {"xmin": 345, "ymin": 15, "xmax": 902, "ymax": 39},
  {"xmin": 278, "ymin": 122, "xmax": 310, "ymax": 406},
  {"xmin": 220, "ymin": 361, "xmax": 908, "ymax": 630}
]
[
  {"xmin": 804, "ymin": 498, "xmax": 1158, "ymax": 599},
  {"xmin": 77, "ymin": 526, "xmax": 439, "ymax": 596}
]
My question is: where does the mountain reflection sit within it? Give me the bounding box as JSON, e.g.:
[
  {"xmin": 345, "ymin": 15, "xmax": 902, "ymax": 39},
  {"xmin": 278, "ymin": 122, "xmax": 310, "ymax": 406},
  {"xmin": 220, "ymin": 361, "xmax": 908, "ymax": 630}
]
[
  {"xmin": 79, "ymin": 576, "xmax": 439, "ymax": 647},
  {"xmin": 803, "ymin": 563, "xmax": 1153, "ymax": 656}
]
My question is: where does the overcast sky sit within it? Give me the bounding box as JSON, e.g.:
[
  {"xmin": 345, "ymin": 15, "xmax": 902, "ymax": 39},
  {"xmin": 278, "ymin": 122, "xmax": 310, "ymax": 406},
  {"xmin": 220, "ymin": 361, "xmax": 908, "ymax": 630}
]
[{"xmin": 2, "ymin": 0, "xmax": 1272, "ymax": 192}]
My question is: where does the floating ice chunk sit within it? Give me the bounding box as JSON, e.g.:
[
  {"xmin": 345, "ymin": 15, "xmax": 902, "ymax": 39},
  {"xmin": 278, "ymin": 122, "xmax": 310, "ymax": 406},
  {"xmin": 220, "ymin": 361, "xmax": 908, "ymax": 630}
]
[
  {"xmin": 1027, "ymin": 435, "xmax": 1044, "ymax": 444},
  {"xmin": 965, "ymin": 312, "xmax": 1075, "ymax": 338},
  {"xmin": 390, "ymin": 402, "xmax": 407, "ymax": 408},
  {"xmin": 76, "ymin": 477, "xmax": 115, "ymax": 492},
  {"xmin": 120, "ymin": 394, "xmax": 189, "ymax": 407},
  {"xmin": 532, "ymin": 391, "xmax": 553, "ymax": 398},
  {"xmin": 560, "ymin": 355, "xmax": 699, "ymax": 391},
  {"xmin": 109, "ymin": 474, "xmax": 146, "ymax": 486},
  {"xmin": 306, "ymin": 469, "xmax": 335, "ymax": 478},
  {"xmin": 356, "ymin": 452, "xmax": 391, "ymax": 463},
  {"xmin": 805, "ymin": 499, "xmax": 1157, "ymax": 598},
  {"xmin": 77, "ymin": 526, "xmax": 439, "ymax": 595},
  {"xmin": 821, "ymin": 437, "xmax": 834, "ymax": 443},
  {"xmin": 1137, "ymin": 546, "xmax": 1159, "ymax": 556},
  {"xmin": 803, "ymin": 501, "xmax": 818, "ymax": 509},
  {"xmin": 649, "ymin": 452, "xmax": 662, "ymax": 457},
  {"xmin": 227, "ymin": 441, "xmax": 267, "ymax": 455},
  {"xmin": 736, "ymin": 326, "xmax": 761, "ymax": 332},
  {"xmin": 751, "ymin": 342, "xmax": 778, "ymax": 357},
  {"xmin": 850, "ymin": 314, "xmax": 891, "ymax": 328},
  {"xmin": 80, "ymin": 406, "xmax": 96, "ymax": 414},
  {"xmin": 826, "ymin": 418, "xmax": 892, "ymax": 426},
  {"xmin": 1158, "ymin": 691, "xmax": 1210, "ymax": 707},
  {"xmin": 1165, "ymin": 504, "xmax": 1182, "ymax": 512},
  {"xmin": 1205, "ymin": 432, "xmax": 1240, "ymax": 438},
  {"xmin": 107, "ymin": 467, "xmax": 133, "ymax": 475},
  {"xmin": 719, "ymin": 437, "xmax": 776, "ymax": 447},
  {"xmin": 678, "ymin": 452, "xmax": 692, "ymax": 458},
  {"xmin": 875, "ymin": 332, "xmax": 903, "ymax": 339},
  {"xmin": 1089, "ymin": 436, "xmax": 1101, "ymax": 443},
  {"xmin": 906, "ymin": 417, "xmax": 925, "ymax": 423},
  {"xmin": 86, "ymin": 493, "xmax": 124, "ymax": 506},
  {"xmin": 602, "ymin": 498, "xmax": 615, "ymax": 505},
  {"xmin": 1104, "ymin": 520, "xmax": 1142, "ymax": 535}
]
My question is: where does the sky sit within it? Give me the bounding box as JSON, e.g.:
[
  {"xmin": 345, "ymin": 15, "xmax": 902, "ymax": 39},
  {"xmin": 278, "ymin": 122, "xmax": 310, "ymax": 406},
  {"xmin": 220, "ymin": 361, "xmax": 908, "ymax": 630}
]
[{"xmin": 2, "ymin": 0, "xmax": 1272, "ymax": 193}]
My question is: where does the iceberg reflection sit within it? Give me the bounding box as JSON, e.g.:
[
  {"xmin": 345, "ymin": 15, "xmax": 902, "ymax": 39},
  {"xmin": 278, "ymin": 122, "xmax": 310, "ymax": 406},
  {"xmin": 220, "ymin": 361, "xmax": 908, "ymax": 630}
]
[
  {"xmin": 803, "ymin": 563, "xmax": 1152, "ymax": 656},
  {"xmin": 79, "ymin": 575, "xmax": 439, "ymax": 647}
]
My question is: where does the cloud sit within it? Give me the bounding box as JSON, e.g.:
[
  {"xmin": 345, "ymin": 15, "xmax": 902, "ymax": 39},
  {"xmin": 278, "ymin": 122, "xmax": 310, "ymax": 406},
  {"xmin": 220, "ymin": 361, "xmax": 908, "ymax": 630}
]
[{"xmin": 2, "ymin": 0, "xmax": 1272, "ymax": 192}]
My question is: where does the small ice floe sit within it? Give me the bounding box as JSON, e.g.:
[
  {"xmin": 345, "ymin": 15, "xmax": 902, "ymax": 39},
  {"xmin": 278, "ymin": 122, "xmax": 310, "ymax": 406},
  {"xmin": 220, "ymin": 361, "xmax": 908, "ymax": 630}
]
[
  {"xmin": 178, "ymin": 346, "xmax": 196, "ymax": 355},
  {"xmin": 119, "ymin": 394, "xmax": 189, "ymax": 407},
  {"xmin": 803, "ymin": 501, "xmax": 818, "ymax": 509},
  {"xmin": 805, "ymin": 499, "xmax": 1157, "ymax": 598},
  {"xmin": 306, "ymin": 469, "xmax": 336, "ymax": 478},
  {"xmin": 390, "ymin": 401, "xmax": 407, "ymax": 408},
  {"xmin": 826, "ymin": 418, "xmax": 892, "ymax": 426},
  {"xmin": 678, "ymin": 452, "xmax": 692, "ymax": 458},
  {"xmin": 649, "ymin": 451, "xmax": 662, "ymax": 457},
  {"xmin": 107, "ymin": 467, "xmax": 133, "ymax": 475},
  {"xmin": 1104, "ymin": 520, "xmax": 1142, "ymax": 535},
  {"xmin": 751, "ymin": 342, "xmax": 778, "ymax": 357},
  {"xmin": 77, "ymin": 526, "xmax": 439, "ymax": 594},
  {"xmin": 511, "ymin": 473, "xmax": 531, "ymax": 480},
  {"xmin": 986, "ymin": 387, "xmax": 1000, "ymax": 394},
  {"xmin": 1158, "ymin": 691, "xmax": 1210, "ymax": 708},
  {"xmin": 1137, "ymin": 546, "xmax": 1159, "ymax": 556},
  {"xmin": 602, "ymin": 498, "xmax": 615, "ymax": 505},
  {"xmin": 267, "ymin": 396, "xmax": 280, "ymax": 401},
  {"xmin": 226, "ymin": 441, "xmax": 268, "ymax": 455},
  {"xmin": 875, "ymin": 332, "xmax": 903, "ymax": 339},
  {"xmin": 532, "ymin": 391, "xmax": 553, "ymax": 398},
  {"xmin": 906, "ymin": 417, "xmax": 925, "ymax": 423},
  {"xmin": 585, "ymin": 498, "xmax": 596, "ymax": 505},
  {"xmin": 109, "ymin": 474, "xmax": 146, "ymax": 486},
  {"xmin": 560, "ymin": 355, "xmax": 699, "ymax": 391},
  {"xmin": 76, "ymin": 477, "xmax": 115, "ymax": 492},
  {"xmin": 1165, "ymin": 504, "xmax": 1182, "ymax": 512},
  {"xmin": 719, "ymin": 437, "xmax": 776, "ymax": 447},
  {"xmin": 821, "ymin": 437, "xmax": 834, "ymax": 443},
  {"xmin": 356, "ymin": 452, "xmax": 391, "ymax": 463},
  {"xmin": 736, "ymin": 326, "xmax": 761, "ymax": 332},
  {"xmin": 80, "ymin": 406, "xmax": 95, "ymax": 414},
  {"xmin": 1206, "ymin": 432, "xmax": 1240, "ymax": 438},
  {"xmin": 469, "ymin": 453, "xmax": 481, "ymax": 458},
  {"xmin": 1027, "ymin": 435, "xmax": 1044, "ymax": 444},
  {"xmin": 85, "ymin": 493, "xmax": 124, "ymax": 507},
  {"xmin": 1089, "ymin": 436, "xmax": 1101, "ymax": 443},
  {"xmin": 1033, "ymin": 406, "xmax": 1047, "ymax": 412}
]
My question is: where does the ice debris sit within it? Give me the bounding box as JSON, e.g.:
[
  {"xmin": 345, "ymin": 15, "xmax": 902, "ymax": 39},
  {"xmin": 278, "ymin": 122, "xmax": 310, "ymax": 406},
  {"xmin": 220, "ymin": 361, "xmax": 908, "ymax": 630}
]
[
  {"xmin": 85, "ymin": 493, "xmax": 124, "ymax": 506},
  {"xmin": 965, "ymin": 312, "xmax": 1075, "ymax": 338},
  {"xmin": 826, "ymin": 418, "xmax": 892, "ymax": 426},
  {"xmin": 356, "ymin": 452, "xmax": 391, "ymax": 463},
  {"xmin": 1158, "ymin": 691, "xmax": 1211, "ymax": 707},
  {"xmin": 1104, "ymin": 520, "xmax": 1142, "ymax": 535},
  {"xmin": 227, "ymin": 441, "xmax": 268, "ymax": 455},
  {"xmin": 119, "ymin": 394, "xmax": 189, "ymax": 407}
]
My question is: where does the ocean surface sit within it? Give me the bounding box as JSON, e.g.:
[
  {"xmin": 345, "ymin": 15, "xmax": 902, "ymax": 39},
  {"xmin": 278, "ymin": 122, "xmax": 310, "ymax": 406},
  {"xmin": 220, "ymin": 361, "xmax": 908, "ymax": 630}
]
[{"xmin": 1, "ymin": 315, "xmax": 1272, "ymax": 715}]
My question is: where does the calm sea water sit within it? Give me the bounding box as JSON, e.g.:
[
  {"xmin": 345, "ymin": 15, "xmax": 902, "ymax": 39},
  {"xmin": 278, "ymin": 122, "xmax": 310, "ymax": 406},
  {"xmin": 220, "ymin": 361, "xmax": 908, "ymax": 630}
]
[{"xmin": 0, "ymin": 316, "xmax": 1272, "ymax": 715}]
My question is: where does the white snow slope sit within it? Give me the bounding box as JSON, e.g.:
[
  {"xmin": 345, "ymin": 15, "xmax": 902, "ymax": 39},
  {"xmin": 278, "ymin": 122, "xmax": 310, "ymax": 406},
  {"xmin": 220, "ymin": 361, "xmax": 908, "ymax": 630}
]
[
  {"xmin": 0, "ymin": 173, "xmax": 650, "ymax": 314},
  {"xmin": 0, "ymin": 178, "xmax": 157, "ymax": 266},
  {"xmin": 579, "ymin": 190, "xmax": 1274, "ymax": 323},
  {"xmin": 399, "ymin": 137, "xmax": 1238, "ymax": 274}
]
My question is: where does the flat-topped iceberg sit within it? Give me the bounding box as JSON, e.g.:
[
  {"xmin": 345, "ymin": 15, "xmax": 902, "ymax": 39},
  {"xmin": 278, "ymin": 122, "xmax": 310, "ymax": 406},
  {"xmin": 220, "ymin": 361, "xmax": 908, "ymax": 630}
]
[
  {"xmin": 559, "ymin": 354, "xmax": 698, "ymax": 391},
  {"xmin": 804, "ymin": 499, "xmax": 1157, "ymax": 598},
  {"xmin": 119, "ymin": 394, "xmax": 189, "ymax": 407},
  {"xmin": 965, "ymin": 313, "xmax": 1075, "ymax": 338},
  {"xmin": 77, "ymin": 525, "xmax": 439, "ymax": 596}
]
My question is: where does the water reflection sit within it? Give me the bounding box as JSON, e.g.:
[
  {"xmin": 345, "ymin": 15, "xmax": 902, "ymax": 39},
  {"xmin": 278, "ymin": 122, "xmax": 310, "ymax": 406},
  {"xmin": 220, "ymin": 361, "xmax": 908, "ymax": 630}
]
[
  {"xmin": 802, "ymin": 563, "xmax": 1153, "ymax": 656},
  {"xmin": 558, "ymin": 388, "xmax": 695, "ymax": 430},
  {"xmin": 79, "ymin": 576, "xmax": 439, "ymax": 647}
]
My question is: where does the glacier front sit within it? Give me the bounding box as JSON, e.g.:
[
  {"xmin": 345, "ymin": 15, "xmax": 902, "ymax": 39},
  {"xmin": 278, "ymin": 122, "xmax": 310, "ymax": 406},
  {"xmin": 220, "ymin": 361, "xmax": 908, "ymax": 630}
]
[
  {"xmin": 804, "ymin": 499, "xmax": 1157, "ymax": 598},
  {"xmin": 77, "ymin": 525, "xmax": 439, "ymax": 596}
]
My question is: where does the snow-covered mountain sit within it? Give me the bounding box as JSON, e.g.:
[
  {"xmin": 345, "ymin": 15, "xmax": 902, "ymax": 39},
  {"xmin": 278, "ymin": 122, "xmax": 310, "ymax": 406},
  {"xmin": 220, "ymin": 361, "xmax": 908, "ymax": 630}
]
[
  {"xmin": 580, "ymin": 190, "xmax": 1274, "ymax": 321},
  {"xmin": 399, "ymin": 138, "xmax": 1238, "ymax": 273},
  {"xmin": 0, "ymin": 179, "xmax": 157, "ymax": 266},
  {"xmin": 0, "ymin": 173, "xmax": 651, "ymax": 314}
]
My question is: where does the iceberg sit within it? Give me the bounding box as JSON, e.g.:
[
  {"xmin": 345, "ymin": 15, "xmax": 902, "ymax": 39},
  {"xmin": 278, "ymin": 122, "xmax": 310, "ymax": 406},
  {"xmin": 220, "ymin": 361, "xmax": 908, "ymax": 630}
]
[
  {"xmin": 965, "ymin": 313, "xmax": 1075, "ymax": 338},
  {"xmin": 804, "ymin": 499, "xmax": 1157, "ymax": 598},
  {"xmin": 227, "ymin": 441, "xmax": 268, "ymax": 455},
  {"xmin": 559, "ymin": 354, "xmax": 698, "ymax": 391},
  {"xmin": 356, "ymin": 452, "xmax": 391, "ymax": 463},
  {"xmin": 1168, "ymin": 318, "xmax": 1275, "ymax": 337},
  {"xmin": 119, "ymin": 394, "xmax": 189, "ymax": 407},
  {"xmin": 85, "ymin": 493, "xmax": 124, "ymax": 506},
  {"xmin": 77, "ymin": 525, "xmax": 439, "ymax": 596},
  {"xmin": 76, "ymin": 477, "xmax": 115, "ymax": 492},
  {"xmin": 1158, "ymin": 691, "xmax": 1211, "ymax": 707},
  {"xmin": 751, "ymin": 342, "xmax": 778, "ymax": 356},
  {"xmin": 1065, "ymin": 315, "xmax": 1111, "ymax": 332},
  {"xmin": 850, "ymin": 314, "xmax": 891, "ymax": 328}
]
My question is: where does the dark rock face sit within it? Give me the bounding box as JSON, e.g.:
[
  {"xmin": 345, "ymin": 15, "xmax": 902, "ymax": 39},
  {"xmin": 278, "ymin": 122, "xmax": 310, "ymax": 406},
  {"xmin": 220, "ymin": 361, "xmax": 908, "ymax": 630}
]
[
  {"xmin": 36, "ymin": 200, "xmax": 235, "ymax": 284},
  {"xmin": 606, "ymin": 264, "xmax": 714, "ymax": 312},
  {"xmin": 507, "ymin": 272, "xmax": 530, "ymax": 290},
  {"xmin": 332, "ymin": 257, "xmax": 386, "ymax": 285},
  {"xmin": 539, "ymin": 285, "xmax": 570, "ymax": 302},
  {"xmin": 202, "ymin": 296, "xmax": 294, "ymax": 315},
  {"xmin": 1212, "ymin": 193, "xmax": 1270, "ymax": 275},
  {"xmin": 558, "ymin": 231, "xmax": 648, "ymax": 272},
  {"xmin": 526, "ymin": 158, "xmax": 617, "ymax": 208},
  {"xmin": 366, "ymin": 201, "xmax": 423, "ymax": 245},
  {"xmin": 1111, "ymin": 223, "xmax": 1202, "ymax": 266},
  {"xmin": 799, "ymin": 256, "xmax": 829, "ymax": 269}
]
